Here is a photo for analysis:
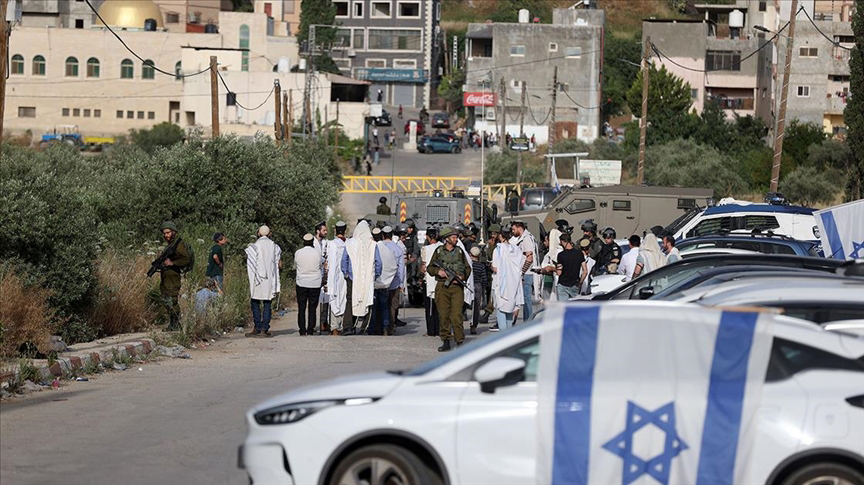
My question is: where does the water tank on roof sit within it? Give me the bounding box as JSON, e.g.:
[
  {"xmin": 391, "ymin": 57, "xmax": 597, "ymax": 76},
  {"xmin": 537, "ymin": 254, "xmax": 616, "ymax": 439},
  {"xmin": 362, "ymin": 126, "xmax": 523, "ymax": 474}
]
[
  {"xmin": 143, "ymin": 18, "xmax": 157, "ymax": 31},
  {"xmin": 729, "ymin": 9, "xmax": 745, "ymax": 28},
  {"xmin": 204, "ymin": 23, "xmax": 218, "ymax": 34},
  {"xmin": 518, "ymin": 9, "xmax": 530, "ymax": 23}
]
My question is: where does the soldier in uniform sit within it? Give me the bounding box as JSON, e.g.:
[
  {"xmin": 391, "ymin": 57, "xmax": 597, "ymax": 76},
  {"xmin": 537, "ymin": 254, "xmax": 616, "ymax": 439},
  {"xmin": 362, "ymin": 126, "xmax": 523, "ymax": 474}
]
[
  {"xmin": 155, "ymin": 221, "xmax": 190, "ymax": 331},
  {"xmin": 403, "ymin": 218, "xmax": 420, "ymax": 287},
  {"xmin": 427, "ymin": 227, "xmax": 472, "ymax": 352},
  {"xmin": 581, "ymin": 219, "xmax": 604, "ymax": 260},
  {"xmin": 376, "ymin": 197, "xmax": 391, "ymax": 215},
  {"xmin": 594, "ymin": 227, "xmax": 622, "ymax": 276}
]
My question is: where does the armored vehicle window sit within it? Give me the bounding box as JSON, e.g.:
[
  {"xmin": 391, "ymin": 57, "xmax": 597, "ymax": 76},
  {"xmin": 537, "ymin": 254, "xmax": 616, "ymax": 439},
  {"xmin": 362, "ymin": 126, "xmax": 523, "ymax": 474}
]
[
  {"xmin": 677, "ymin": 198, "xmax": 696, "ymax": 209},
  {"xmin": 612, "ymin": 200, "xmax": 631, "ymax": 211},
  {"xmin": 426, "ymin": 205, "xmax": 450, "ymax": 224},
  {"xmin": 565, "ymin": 198, "xmax": 595, "ymax": 214},
  {"xmin": 743, "ymin": 215, "xmax": 780, "ymax": 231},
  {"xmin": 689, "ymin": 217, "xmax": 732, "ymax": 237}
]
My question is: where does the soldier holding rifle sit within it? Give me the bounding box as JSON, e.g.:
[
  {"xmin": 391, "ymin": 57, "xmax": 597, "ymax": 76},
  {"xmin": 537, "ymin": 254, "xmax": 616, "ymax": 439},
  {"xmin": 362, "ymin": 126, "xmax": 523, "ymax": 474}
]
[
  {"xmin": 426, "ymin": 227, "xmax": 471, "ymax": 352},
  {"xmin": 148, "ymin": 221, "xmax": 190, "ymax": 331}
]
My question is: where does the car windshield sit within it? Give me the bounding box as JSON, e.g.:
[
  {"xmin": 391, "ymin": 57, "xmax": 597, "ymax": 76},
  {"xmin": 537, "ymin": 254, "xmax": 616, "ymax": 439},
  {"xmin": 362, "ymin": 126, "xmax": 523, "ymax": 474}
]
[{"xmin": 402, "ymin": 318, "xmax": 541, "ymax": 376}]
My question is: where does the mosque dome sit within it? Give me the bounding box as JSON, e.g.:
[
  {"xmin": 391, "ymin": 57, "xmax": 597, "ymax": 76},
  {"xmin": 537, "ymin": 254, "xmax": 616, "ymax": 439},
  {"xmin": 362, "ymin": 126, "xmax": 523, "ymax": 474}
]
[{"xmin": 96, "ymin": 0, "xmax": 165, "ymax": 30}]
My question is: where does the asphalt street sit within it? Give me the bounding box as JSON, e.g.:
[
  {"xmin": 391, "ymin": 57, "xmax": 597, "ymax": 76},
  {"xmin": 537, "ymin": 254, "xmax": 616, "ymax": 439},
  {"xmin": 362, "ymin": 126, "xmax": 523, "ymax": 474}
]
[{"xmin": 0, "ymin": 143, "xmax": 483, "ymax": 485}]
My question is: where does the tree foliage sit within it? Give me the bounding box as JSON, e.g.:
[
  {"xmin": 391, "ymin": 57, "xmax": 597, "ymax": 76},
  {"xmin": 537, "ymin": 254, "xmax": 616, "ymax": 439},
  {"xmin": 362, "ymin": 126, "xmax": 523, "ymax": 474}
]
[
  {"xmin": 297, "ymin": 0, "xmax": 340, "ymax": 74},
  {"xmin": 603, "ymin": 30, "xmax": 642, "ymax": 118},
  {"xmin": 643, "ymin": 139, "xmax": 746, "ymax": 196},
  {"xmin": 437, "ymin": 69, "xmax": 466, "ymax": 115},
  {"xmin": 781, "ymin": 119, "xmax": 826, "ymax": 177},
  {"xmin": 129, "ymin": 122, "xmax": 185, "ymax": 154},
  {"xmin": 844, "ymin": 0, "xmax": 864, "ymax": 201},
  {"xmin": 626, "ymin": 64, "xmax": 695, "ymax": 145},
  {"xmin": 781, "ymin": 165, "xmax": 839, "ymax": 207}
]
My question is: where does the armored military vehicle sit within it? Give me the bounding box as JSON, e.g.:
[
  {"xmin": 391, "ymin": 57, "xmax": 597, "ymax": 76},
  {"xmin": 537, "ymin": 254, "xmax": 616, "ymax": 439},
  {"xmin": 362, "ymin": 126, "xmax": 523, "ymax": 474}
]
[{"xmin": 502, "ymin": 185, "xmax": 714, "ymax": 238}]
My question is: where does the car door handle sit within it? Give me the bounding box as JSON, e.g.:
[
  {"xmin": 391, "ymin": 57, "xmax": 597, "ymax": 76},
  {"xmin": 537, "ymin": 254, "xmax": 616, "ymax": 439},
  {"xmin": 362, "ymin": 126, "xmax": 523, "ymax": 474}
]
[{"xmin": 626, "ymin": 216, "xmax": 635, "ymax": 219}]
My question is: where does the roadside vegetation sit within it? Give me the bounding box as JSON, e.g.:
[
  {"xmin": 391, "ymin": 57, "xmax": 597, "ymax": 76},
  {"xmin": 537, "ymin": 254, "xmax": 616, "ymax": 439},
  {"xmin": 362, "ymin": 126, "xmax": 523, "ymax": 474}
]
[{"xmin": 0, "ymin": 134, "xmax": 342, "ymax": 366}]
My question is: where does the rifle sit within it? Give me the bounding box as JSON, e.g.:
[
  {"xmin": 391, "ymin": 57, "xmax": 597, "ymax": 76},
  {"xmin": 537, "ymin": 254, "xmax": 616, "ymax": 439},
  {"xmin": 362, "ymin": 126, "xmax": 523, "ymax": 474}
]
[
  {"xmin": 147, "ymin": 239, "xmax": 179, "ymax": 278},
  {"xmin": 440, "ymin": 263, "xmax": 466, "ymax": 288}
]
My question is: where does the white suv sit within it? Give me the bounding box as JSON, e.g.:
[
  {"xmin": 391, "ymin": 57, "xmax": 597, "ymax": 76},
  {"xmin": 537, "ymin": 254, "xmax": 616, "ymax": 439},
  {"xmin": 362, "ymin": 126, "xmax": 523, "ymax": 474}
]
[{"xmin": 240, "ymin": 303, "xmax": 864, "ymax": 485}]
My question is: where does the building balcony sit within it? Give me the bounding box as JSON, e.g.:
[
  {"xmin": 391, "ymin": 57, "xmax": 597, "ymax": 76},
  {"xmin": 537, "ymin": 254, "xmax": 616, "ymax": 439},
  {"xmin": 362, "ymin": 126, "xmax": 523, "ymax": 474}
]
[{"xmin": 826, "ymin": 93, "xmax": 850, "ymax": 114}]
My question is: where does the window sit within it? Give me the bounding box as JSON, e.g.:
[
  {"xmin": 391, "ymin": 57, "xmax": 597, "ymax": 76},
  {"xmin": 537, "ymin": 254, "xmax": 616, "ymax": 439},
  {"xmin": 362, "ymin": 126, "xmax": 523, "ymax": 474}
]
[
  {"xmin": 705, "ymin": 50, "xmax": 741, "ymax": 71},
  {"xmin": 117, "ymin": 110, "xmax": 124, "ymax": 118},
  {"xmin": 175, "ymin": 61, "xmax": 182, "ymax": 80},
  {"xmin": 398, "ymin": 1, "xmax": 420, "ymax": 18},
  {"xmin": 689, "ymin": 217, "xmax": 732, "ymax": 237},
  {"xmin": 63, "ymin": 108, "xmax": 70, "ymax": 117},
  {"xmin": 558, "ymin": 82, "xmax": 569, "ymax": 92},
  {"xmin": 758, "ymin": 1, "xmax": 766, "ymax": 11},
  {"xmin": 393, "ymin": 59, "xmax": 417, "ymax": 68},
  {"xmin": 765, "ymin": 338, "xmax": 864, "ymax": 382},
  {"xmin": 18, "ymin": 106, "xmax": 36, "ymax": 117},
  {"xmin": 239, "ymin": 25, "xmax": 250, "ymax": 72},
  {"xmin": 75, "ymin": 18, "xmax": 84, "ymax": 28},
  {"xmin": 549, "ymin": 42, "xmax": 558, "ymax": 52},
  {"xmin": 368, "ymin": 29, "xmax": 421, "ymax": 51},
  {"xmin": 353, "ymin": 1, "xmax": 363, "ymax": 17},
  {"xmin": 73, "ymin": 108, "xmax": 80, "ymax": 117},
  {"xmin": 799, "ymin": 46, "xmax": 818, "ymax": 57},
  {"xmin": 127, "ymin": 110, "xmax": 134, "ymax": 118},
  {"xmin": 565, "ymin": 46, "xmax": 581, "ymax": 58},
  {"xmin": 797, "ymin": 85, "xmax": 810, "ymax": 97},
  {"xmin": 691, "ymin": 88, "xmax": 699, "ymax": 100},
  {"xmin": 166, "ymin": 12, "xmax": 179, "ymax": 23},
  {"xmin": 86, "ymin": 57, "xmax": 100, "ymax": 78},
  {"xmin": 32, "ymin": 55, "xmax": 46, "ymax": 75},
  {"xmin": 334, "ymin": 28, "xmax": 351, "ymax": 49},
  {"xmin": 510, "ymin": 79, "xmax": 525, "ymax": 89},
  {"xmin": 565, "ymin": 198, "xmax": 595, "ymax": 214},
  {"xmin": 743, "ymin": 215, "xmax": 780, "ymax": 231},
  {"xmin": 121, "ymin": 59, "xmax": 134, "ymax": 79},
  {"xmin": 263, "ymin": 2, "xmax": 272, "ymax": 16},
  {"xmin": 137, "ymin": 111, "xmax": 145, "ymax": 119},
  {"xmin": 142, "ymin": 60, "xmax": 155, "ymax": 79},
  {"xmin": 366, "ymin": 59, "xmax": 386, "ymax": 68},
  {"xmin": 612, "ymin": 200, "xmax": 631, "ymax": 211},
  {"xmin": 353, "ymin": 28, "xmax": 365, "ymax": 49},
  {"xmin": 371, "ymin": 1, "xmax": 391, "ymax": 18},
  {"xmin": 510, "ymin": 44, "xmax": 526, "ymax": 56},
  {"xmin": 449, "ymin": 337, "xmax": 541, "ymax": 382},
  {"xmin": 83, "ymin": 109, "xmax": 91, "ymax": 117},
  {"xmin": 65, "ymin": 56, "xmax": 79, "ymax": 77},
  {"xmin": 94, "ymin": 109, "xmax": 101, "ymax": 118},
  {"xmin": 148, "ymin": 111, "xmax": 155, "ymax": 119},
  {"xmin": 334, "ymin": 1, "xmax": 349, "ymax": 17},
  {"xmin": 11, "ymin": 54, "xmax": 24, "ymax": 74}
]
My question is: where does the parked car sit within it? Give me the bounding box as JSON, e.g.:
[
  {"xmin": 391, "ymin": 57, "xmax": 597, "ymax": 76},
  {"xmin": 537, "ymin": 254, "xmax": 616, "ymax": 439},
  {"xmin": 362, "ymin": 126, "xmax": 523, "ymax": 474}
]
[
  {"xmin": 588, "ymin": 254, "xmax": 845, "ymax": 300},
  {"xmin": 648, "ymin": 267, "xmax": 844, "ymax": 301},
  {"xmin": 670, "ymin": 202, "xmax": 819, "ymax": 242},
  {"xmin": 418, "ymin": 135, "xmax": 461, "ymax": 154},
  {"xmin": 676, "ymin": 233, "xmax": 821, "ymax": 257},
  {"xmin": 520, "ymin": 187, "xmax": 559, "ymax": 211},
  {"xmin": 431, "ymin": 112, "xmax": 450, "ymax": 128},
  {"xmin": 240, "ymin": 302, "xmax": 864, "ymax": 485},
  {"xmin": 404, "ymin": 119, "xmax": 425, "ymax": 135},
  {"xmin": 372, "ymin": 110, "xmax": 392, "ymax": 126}
]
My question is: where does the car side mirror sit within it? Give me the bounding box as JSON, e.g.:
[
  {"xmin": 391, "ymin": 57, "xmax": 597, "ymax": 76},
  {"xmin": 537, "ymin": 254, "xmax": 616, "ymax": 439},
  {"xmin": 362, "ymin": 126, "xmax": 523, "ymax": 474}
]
[
  {"xmin": 474, "ymin": 357, "xmax": 526, "ymax": 394},
  {"xmin": 638, "ymin": 287, "xmax": 654, "ymax": 300}
]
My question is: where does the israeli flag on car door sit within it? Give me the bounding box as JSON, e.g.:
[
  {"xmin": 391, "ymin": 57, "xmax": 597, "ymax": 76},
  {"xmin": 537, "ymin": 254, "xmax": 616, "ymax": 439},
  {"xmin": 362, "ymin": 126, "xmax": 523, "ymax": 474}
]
[
  {"xmin": 815, "ymin": 199, "xmax": 864, "ymax": 260},
  {"xmin": 536, "ymin": 303, "xmax": 773, "ymax": 485}
]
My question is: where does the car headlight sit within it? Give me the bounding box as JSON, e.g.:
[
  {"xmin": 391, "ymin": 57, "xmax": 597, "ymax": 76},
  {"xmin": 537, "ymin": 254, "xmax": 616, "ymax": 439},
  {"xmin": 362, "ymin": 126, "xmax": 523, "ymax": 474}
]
[{"xmin": 254, "ymin": 398, "xmax": 377, "ymax": 425}]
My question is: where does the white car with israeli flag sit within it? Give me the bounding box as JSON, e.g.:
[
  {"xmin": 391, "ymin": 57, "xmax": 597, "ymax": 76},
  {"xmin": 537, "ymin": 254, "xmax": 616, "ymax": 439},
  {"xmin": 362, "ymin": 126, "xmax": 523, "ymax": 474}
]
[
  {"xmin": 816, "ymin": 199, "xmax": 864, "ymax": 260},
  {"xmin": 240, "ymin": 303, "xmax": 864, "ymax": 485}
]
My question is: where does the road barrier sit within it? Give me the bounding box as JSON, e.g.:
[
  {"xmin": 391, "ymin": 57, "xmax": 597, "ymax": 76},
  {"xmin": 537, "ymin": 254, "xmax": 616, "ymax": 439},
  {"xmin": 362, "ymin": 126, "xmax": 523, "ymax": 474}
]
[{"xmin": 341, "ymin": 176, "xmax": 537, "ymax": 198}]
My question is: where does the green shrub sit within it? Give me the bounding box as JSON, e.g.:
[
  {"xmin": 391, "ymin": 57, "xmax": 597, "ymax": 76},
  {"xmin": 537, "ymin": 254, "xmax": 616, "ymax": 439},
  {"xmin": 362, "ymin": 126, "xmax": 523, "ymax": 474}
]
[
  {"xmin": 780, "ymin": 165, "xmax": 842, "ymax": 207},
  {"xmin": 644, "ymin": 139, "xmax": 746, "ymax": 196},
  {"xmin": 129, "ymin": 121, "xmax": 186, "ymax": 154}
]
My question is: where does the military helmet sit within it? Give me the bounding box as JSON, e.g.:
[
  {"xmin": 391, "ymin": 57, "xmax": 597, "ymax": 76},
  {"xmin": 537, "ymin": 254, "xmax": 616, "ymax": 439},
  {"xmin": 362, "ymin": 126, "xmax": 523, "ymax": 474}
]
[
  {"xmin": 379, "ymin": 196, "xmax": 387, "ymax": 204},
  {"xmin": 439, "ymin": 226, "xmax": 456, "ymax": 238},
  {"xmin": 500, "ymin": 223, "xmax": 513, "ymax": 235},
  {"xmin": 581, "ymin": 219, "xmax": 598, "ymax": 233},
  {"xmin": 393, "ymin": 224, "xmax": 405, "ymax": 235},
  {"xmin": 426, "ymin": 226, "xmax": 439, "ymax": 239},
  {"xmin": 602, "ymin": 227, "xmax": 617, "ymax": 239},
  {"xmin": 404, "ymin": 218, "xmax": 416, "ymax": 229},
  {"xmin": 488, "ymin": 224, "xmax": 502, "ymax": 234}
]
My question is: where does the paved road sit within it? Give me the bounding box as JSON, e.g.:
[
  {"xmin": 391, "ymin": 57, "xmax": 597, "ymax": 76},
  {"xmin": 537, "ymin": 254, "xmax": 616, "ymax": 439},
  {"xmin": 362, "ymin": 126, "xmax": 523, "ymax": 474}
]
[{"xmin": 0, "ymin": 309, "xmax": 496, "ymax": 485}]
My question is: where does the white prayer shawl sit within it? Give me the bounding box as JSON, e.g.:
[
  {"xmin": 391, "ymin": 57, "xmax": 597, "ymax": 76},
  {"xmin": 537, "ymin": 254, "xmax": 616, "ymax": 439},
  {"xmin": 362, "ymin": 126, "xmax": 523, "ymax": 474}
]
[
  {"xmin": 345, "ymin": 221, "xmax": 376, "ymax": 316},
  {"xmin": 640, "ymin": 235, "xmax": 667, "ymax": 274},
  {"xmin": 455, "ymin": 239, "xmax": 475, "ymax": 305},
  {"xmin": 245, "ymin": 236, "xmax": 282, "ymax": 300},
  {"xmin": 423, "ymin": 241, "xmax": 442, "ymax": 298},
  {"xmin": 326, "ymin": 238, "xmax": 347, "ymax": 316},
  {"xmin": 493, "ymin": 242, "xmax": 525, "ymax": 313},
  {"xmin": 314, "ymin": 238, "xmax": 329, "ymax": 303},
  {"xmin": 374, "ymin": 240, "xmax": 399, "ymax": 289},
  {"xmin": 511, "ymin": 230, "xmax": 541, "ymax": 300},
  {"xmin": 581, "ymin": 256, "xmax": 596, "ymax": 295},
  {"xmin": 541, "ymin": 229, "xmax": 563, "ymax": 301}
]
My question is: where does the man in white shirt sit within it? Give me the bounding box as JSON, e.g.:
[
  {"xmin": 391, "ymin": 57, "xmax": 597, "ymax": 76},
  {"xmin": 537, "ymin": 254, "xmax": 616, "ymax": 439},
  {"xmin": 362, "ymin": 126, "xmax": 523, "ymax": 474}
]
[
  {"xmin": 663, "ymin": 234, "xmax": 681, "ymax": 264},
  {"xmin": 371, "ymin": 227, "xmax": 398, "ymax": 335},
  {"xmin": 618, "ymin": 234, "xmax": 641, "ymax": 282},
  {"xmin": 246, "ymin": 225, "xmax": 282, "ymax": 338},
  {"xmin": 509, "ymin": 220, "xmax": 536, "ymax": 322},
  {"xmin": 312, "ymin": 221, "xmax": 330, "ymax": 333},
  {"xmin": 294, "ymin": 234, "xmax": 322, "ymax": 336}
]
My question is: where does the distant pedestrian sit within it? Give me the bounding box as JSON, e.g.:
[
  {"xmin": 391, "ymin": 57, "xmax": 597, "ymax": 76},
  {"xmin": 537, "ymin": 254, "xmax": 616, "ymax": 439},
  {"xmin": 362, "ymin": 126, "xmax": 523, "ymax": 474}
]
[
  {"xmin": 398, "ymin": 105, "xmax": 403, "ymax": 119},
  {"xmin": 372, "ymin": 126, "xmax": 379, "ymax": 146},
  {"xmin": 195, "ymin": 278, "xmax": 222, "ymax": 313},
  {"xmin": 377, "ymin": 89, "xmax": 383, "ymax": 102},
  {"xmin": 578, "ymin": 238, "xmax": 596, "ymax": 295},
  {"xmin": 618, "ymin": 235, "xmax": 641, "ymax": 281},
  {"xmin": 294, "ymin": 233, "xmax": 322, "ymax": 336},
  {"xmin": 154, "ymin": 221, "xmax": 191, "ymax": 331},
  {"xmin": 245, "ymin": 225, "xmax": 282, "ymax": 338},
  {"xmin": 341, "ymin": 221, "xmax": 382, "ymax": 335},
  {"xmin": 206, "ymin": 232, "xmax": 228, "ymax": 290},
  {"xmin": 383, "ymin": 130, "xmax": 390, "ymax": 148},
  {"xmin": 491, "ymin": 225, "xmax": 524, "ymax": 332},
  {"xmin": 663, "ymin": 234, "xmax": 681, "ymax": 264},
  {"xmin": 374, "ymin": 146, "xmax": 380, "ymax": 165},
  {"xmin": 365, "ymin": 157, "xmax": 373, "ymax": 175}
]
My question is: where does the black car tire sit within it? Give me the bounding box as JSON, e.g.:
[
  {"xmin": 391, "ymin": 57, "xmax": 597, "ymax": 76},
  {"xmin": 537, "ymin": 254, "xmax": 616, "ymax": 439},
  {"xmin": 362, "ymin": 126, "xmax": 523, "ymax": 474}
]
[
  {"xmin": 329, "ymin": 444, "xmax": 442, "ymax": 485},
  {"xmin": 425, "ymin": 147, "xmax": 433, "ymax": 154},
  {"xmin": 451, "ymin": 146, "xmax": 460, "ymax": 154},
  {"xmin": 780, "ymin": 461, "xmax": 864, "ymax": 485}
]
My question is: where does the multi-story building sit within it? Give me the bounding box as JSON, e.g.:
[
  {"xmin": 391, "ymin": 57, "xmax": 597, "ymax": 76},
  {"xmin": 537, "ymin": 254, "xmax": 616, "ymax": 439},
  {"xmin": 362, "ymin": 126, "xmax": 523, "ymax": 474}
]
[
  {"xmin": 326, "ymin": 0, "xmax": 442, "ymax": 109},
  {"xmin": 152, "ymin": 0, "xmax": 232, "ymax": 32},
  {"xmin": 253, "ymin": 0, "xmax": 302, "ymax": 36},
  {"xmin": 5, "ymin": 0, "xmax": 372, "ymax": 140},
  {"xmin": 18, "ymin": 0, "xmax": 104, "ymax": 29},
  {"xmin": 464, "ymin": 7, "xmax": 605, "ymax": 143}
]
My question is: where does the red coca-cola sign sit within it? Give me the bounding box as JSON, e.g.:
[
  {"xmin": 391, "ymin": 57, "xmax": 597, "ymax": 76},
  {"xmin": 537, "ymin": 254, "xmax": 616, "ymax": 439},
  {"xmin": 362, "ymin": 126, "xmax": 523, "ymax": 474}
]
[{"xmin": 463, "ymin": 92, "xmax": 497, "ymax": 106}]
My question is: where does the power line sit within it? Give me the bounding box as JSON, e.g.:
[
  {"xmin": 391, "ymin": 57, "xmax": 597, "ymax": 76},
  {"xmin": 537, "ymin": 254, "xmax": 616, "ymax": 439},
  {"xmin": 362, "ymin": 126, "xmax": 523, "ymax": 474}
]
[
  {"xmin": 83, "ymin": 0, "xmax": 211, "ymax": 78},
  {"xmin": 216, "ymin": 69, "xmax": 274, "ymax": 111},
  {"xmin": 799, "ymin": 7, "xmax": 854, "ymax": 51},
  {"xmin": 463, "ymin": 48, "xmax": 604, "ymax": 79},
  {"xmin": 650, "ymin": 16, "xmax": 793, "ymax": 74},
  {"xmin": 562, "ymin": 89, "xmax": 604, "ymax": 110}
]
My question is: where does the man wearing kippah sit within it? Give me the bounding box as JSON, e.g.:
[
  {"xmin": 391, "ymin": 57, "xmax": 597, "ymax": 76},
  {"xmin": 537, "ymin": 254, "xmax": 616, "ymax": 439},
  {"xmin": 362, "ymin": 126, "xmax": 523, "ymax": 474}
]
[{"xmin": 294, "ymin": 233, "xmax": 322, "ymax": 336}]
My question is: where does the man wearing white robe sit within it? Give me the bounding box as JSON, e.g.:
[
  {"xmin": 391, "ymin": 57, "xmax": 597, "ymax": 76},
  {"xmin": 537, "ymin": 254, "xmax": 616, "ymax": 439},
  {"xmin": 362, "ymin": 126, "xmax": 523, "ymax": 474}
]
[
  {"xmin": 540, "ymin": 228, "xmax": 563, "ymax": 302},
  {"xmin": 420, "ymin": 228, "xmax": 442, "ymax": 336},
  {"xmin": 510, "ymin": 220, "xmax": 537, "ymax": 322},
  {"xmin": 245, "ymin": 225, "xmax": 282, "ymax": 337},
  {"xmin": 326, "ymin": 222, "xmax": 348, "ymax": 335},
  {"xmin": 492, "ymin": 226, "xmax": 525, "ymax": 331},
  {"xmin": 340, "ymin": 221, "xmax": 382, "ymax": 335},
  {"xmin": 313, "ymin": 221, "xmax": 330, "ymax": 333}
]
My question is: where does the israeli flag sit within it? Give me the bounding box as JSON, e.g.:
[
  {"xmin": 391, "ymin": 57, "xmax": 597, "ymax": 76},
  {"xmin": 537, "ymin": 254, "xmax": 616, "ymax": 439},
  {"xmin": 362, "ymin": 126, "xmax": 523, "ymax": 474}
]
[
  {"xmin": 815, "ymin": 199, "xmax": 864, "ymax": 259},
  {"xmin": 536, "ymin": 303, "xmax": 773, "ymax": 485}
]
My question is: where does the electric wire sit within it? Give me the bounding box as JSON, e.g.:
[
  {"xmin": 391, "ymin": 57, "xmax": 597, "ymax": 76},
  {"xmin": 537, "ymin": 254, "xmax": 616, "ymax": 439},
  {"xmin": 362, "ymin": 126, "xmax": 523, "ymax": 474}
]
[
  {"xmin": 799, "ymin": 7, "xmax": 854, "ymax": 51},
  {"xmin": 562, "ymin": 89, "xmax": 604, "ymax": 110},
  {"xmin": 216, "ymin": 69, "xmax": 275, "ymax": 111}
]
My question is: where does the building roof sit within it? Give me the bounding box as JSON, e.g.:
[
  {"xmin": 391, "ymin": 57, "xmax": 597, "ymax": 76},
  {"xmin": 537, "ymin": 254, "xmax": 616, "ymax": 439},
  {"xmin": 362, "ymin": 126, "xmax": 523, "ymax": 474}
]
[
  {"xmin": 97, "ymin": 0, "xmax": 164, "ymax": 29},
  {"xmin": 694, "ymin": 3, "xmax": 748, "ymax": 10},
  {"xmin": 466, "ymin": 25, "xmax": 494, "ymax": 39}
]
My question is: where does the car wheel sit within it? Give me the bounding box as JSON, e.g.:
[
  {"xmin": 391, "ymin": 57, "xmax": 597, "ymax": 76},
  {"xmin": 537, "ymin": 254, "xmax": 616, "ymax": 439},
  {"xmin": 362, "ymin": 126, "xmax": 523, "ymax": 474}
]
[
  {"xmin": 425, "ymin": 147, "xmax": 433, "ymax": 154},
  {"xmin": 780, "ymin": 462, "xmax": 864, "ymax": 485},
  {"xmin": 330, "ymin": 444, "xmax": 439, "ymax": 485},
  {"xmin": 450, "ymin": 146, "xmax": 459, "ymax": 154}
]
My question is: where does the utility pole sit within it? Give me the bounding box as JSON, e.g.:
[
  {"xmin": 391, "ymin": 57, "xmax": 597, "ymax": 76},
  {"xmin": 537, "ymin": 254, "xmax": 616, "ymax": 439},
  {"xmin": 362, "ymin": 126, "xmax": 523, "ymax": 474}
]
[
  {"xmin": 274, "ymin": 80, "xmax": 282, "ymax": 144},
  {"xmin": 637, "ymin": 37, "xmax": 650, "ymax": 185},
  {"xmin": 770, "ymin": 0, "xmax": 798, "ymax": 192},
  {"xmin": 498, "ymin": 77, "xmax": 506, "ymax": 139},
  {"xmin": 547, "ymin": 66, "xmax": 558, "ymax": 184},
  {"xmin": 519, "ymin": 81, "xmax": 527, "ymax": 136},
  {"xmin": 210, "ymin": 56, "xmax": 219, "ymax": 138},
  {"xmin": 282, "ymin": 90, "xmax": 288, "ymax": 143},
  {"xmin": 0, "ymin": 0, "xmax": 9, "ymax": 149},
  {"xmin": 288, "ymin": 89, "xmax": 294, "ymax": 145},
  {"xmin": 334, "ymin": 99, "xmax": 340, "ymax": 156}
]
